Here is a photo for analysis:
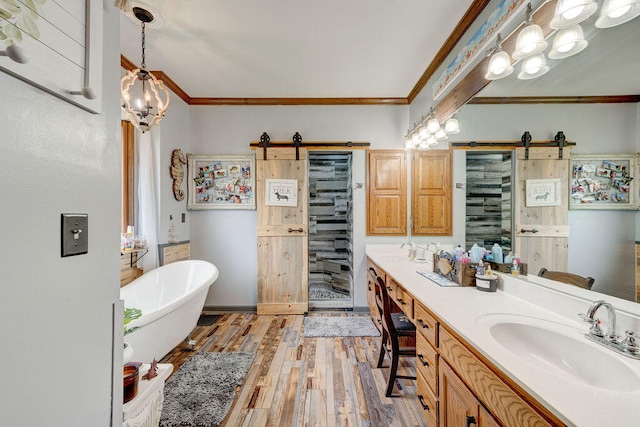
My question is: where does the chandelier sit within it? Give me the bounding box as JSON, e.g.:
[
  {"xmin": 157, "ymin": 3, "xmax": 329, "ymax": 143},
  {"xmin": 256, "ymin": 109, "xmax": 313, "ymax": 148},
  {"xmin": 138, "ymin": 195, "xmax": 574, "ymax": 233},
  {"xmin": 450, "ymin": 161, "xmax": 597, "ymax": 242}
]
[{"xmin": 120, "ymin": 7, "xmax": 170, "ymax": 133}]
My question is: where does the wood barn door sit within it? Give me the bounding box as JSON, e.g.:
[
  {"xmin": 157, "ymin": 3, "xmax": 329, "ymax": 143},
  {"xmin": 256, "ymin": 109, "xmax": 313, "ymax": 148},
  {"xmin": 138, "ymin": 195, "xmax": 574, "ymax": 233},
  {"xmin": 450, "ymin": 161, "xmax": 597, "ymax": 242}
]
[
  {"xmin": 256, "ymin": 147, "xmax": 309, "ymax": 315},
  {"xmin": 513, "ymin": 147, "xmax": 570, "ymax": 274}
]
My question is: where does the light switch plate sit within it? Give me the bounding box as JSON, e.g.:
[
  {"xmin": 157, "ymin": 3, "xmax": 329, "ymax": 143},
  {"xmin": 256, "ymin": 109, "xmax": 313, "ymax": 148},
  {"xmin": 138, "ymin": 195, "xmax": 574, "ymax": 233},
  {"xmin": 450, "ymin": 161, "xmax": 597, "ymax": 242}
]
[{"xmin": 61, "ymin": 213, "xmax": 88, "ymax": 257}]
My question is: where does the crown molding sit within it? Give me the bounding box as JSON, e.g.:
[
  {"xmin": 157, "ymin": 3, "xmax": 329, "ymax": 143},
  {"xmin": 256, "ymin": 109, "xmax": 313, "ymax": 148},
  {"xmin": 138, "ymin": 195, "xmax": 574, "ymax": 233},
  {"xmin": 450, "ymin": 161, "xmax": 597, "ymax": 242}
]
[{"xmin": 469, "ymin": 95, "xmax": 640, "ymax": 104}]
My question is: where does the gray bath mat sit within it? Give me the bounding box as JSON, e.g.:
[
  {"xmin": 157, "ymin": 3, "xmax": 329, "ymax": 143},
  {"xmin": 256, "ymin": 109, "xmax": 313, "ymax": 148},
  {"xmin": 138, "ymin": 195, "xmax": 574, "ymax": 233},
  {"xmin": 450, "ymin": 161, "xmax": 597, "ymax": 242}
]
[
  {"xmin": 160, "ymin": 352, "xmax": 255, "ymax": 427},
  {"xmin": 302, "ymin": 316, "xmax": 380, "ymax": 338}
]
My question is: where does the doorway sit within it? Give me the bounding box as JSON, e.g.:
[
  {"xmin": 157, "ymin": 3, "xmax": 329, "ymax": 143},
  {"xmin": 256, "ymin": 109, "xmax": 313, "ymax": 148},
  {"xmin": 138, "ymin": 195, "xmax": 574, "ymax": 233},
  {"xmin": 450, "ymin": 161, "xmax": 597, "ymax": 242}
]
[
  {"xmin": 308, "ymin": 152, "xmax": 353, "ymax": 309},
  {"xmin": 465, "ymin": 151, "xmax": 513, "ymax": 252}
]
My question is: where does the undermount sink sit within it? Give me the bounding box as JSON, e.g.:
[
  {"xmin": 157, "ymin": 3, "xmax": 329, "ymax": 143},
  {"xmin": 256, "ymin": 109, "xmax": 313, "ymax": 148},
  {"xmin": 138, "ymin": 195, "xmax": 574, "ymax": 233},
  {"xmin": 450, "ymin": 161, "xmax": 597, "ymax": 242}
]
[{"xmin": 476, "ymin": 313, "xmax": 640, "ymax": 392}]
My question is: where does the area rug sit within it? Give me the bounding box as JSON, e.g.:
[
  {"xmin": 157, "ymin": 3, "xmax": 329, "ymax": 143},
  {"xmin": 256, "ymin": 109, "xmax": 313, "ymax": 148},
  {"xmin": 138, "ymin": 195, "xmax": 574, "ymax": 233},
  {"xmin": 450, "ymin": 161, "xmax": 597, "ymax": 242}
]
[
  {"xmin": 302, "ymin": 316, "xmax": 380, "ymax": 338},
  {"xmin": 160, "ymin": 352, "xmax": 255, "ymax": 427}
]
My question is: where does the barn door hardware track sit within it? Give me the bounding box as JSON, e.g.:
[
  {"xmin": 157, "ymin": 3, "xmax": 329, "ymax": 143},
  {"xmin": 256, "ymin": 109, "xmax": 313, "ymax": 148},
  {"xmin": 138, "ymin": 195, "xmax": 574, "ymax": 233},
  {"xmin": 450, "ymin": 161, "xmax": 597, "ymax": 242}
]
[
  {"xmin": 451, "ymin": 131, "xmax": 574, "ymax": 160},
  {"xmin": 253, "ymin": 132, "xmax": 370, "ymax": 159}
]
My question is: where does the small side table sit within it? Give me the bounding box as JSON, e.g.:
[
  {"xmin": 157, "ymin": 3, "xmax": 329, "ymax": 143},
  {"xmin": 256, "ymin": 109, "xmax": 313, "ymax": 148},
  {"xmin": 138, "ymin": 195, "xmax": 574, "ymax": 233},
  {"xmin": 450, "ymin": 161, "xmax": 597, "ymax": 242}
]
[{"xmin": 123, "ymin": 363, "xmax": 173, "ymax": 427}]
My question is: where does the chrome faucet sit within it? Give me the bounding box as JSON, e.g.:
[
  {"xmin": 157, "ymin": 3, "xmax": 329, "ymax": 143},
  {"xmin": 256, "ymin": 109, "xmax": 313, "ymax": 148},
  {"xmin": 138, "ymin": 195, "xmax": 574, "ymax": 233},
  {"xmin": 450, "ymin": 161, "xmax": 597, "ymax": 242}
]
[
  {"xmin": 579, "ymin": 300, "xmax": 640, "ymax": 359},
  {"xmin": 585, "ymin": 299, "xmax": 617, "ymax": 340},
  {"xmin": 401, "ymin": 242, "xmax": 416, "ymax": 259}
]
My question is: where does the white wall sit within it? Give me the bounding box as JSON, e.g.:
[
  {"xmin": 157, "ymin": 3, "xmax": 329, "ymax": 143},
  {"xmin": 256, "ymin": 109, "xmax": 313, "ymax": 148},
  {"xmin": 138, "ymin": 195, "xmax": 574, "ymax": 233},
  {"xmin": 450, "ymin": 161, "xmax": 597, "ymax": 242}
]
[
  {"xmin": 159, "ymin": 94, "xmax": 190, "ymax": 246},
  {"xmin": 0, "ymin": 2, "xmax": 121, "ymax": 426},
  {"xmin": 151, "ymin": 92, "xmax": 190, "ymax": 247},
  {"xmin": 188, "ymin": 105, "xmax": 407, "ymax": 308},
  {"xmin": 454, "ymin": 103, "xmax": 639, "ymax": 300}
]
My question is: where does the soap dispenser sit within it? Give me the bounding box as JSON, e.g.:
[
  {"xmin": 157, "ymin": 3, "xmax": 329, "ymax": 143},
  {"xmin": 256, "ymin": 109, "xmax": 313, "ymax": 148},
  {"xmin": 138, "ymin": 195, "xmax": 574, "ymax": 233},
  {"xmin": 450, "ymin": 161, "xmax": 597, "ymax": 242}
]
[{"xmin": 491, "ymin": 243, "xmax": 503, "ymax": 263}]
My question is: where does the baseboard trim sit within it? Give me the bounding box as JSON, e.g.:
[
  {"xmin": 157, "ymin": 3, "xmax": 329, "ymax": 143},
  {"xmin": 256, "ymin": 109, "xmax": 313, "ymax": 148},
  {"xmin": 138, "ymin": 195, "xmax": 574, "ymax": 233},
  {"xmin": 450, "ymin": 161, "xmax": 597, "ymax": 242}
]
[
  {"xmin": 203, "ymin": 305, "xmax": 371, "ymax": 314},
  {"xmin": 203, "ymin": 305, "xmax": 257, "ymax": 313}
]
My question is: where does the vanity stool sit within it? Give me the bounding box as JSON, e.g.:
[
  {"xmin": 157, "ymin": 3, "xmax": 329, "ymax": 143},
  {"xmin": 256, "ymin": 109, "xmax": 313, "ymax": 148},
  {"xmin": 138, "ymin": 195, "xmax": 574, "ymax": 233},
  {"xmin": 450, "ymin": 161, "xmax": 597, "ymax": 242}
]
[{"xmin": 123, "ymin": 363, "xmax": 173, "ymax": 427}]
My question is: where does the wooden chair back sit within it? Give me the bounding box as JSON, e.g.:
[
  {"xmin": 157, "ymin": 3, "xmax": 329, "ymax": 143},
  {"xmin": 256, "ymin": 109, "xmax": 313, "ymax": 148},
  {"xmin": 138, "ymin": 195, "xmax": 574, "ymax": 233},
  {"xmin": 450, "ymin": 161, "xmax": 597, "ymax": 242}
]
[
  {"xmin": 538, "ymin": 268, "xmax": 595, "ymax": 290},
  {"xmin": 374, "ymin": 276, "xmax": 396, "ymax": 336}
]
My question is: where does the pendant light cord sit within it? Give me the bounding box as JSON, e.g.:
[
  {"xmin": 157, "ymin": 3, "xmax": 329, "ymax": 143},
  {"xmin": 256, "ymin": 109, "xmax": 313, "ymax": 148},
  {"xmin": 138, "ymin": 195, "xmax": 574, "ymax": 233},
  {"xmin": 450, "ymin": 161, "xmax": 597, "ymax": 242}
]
[{"xmin": 140, "ymin": 22, "xmax": 146, "ymax": 69}]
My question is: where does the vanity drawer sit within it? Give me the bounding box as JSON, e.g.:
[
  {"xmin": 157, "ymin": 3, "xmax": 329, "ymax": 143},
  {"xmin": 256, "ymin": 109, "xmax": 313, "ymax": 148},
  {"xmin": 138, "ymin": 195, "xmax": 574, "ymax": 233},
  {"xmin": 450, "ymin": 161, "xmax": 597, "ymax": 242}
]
[
  {"xmin": 414, "ymin": 301, "xmax": 438, "ymax": 347},
  {"xmin": 416, "ymin": 369, "xmax": 439, "ymax": 427},
  {"xmin": 439, "ymin": 327, "xmax": 554, "ymax": 427},
  {"xmin": 395, "ymin": 286, "xmax": 414, "ymax": 319},
  {"xmin": 416, "ymin": 332, "xmax": 438, "ymax": 396},
  {"xmin": 386, "ymin": 277, "xmax": 399, "ymax": 301}
]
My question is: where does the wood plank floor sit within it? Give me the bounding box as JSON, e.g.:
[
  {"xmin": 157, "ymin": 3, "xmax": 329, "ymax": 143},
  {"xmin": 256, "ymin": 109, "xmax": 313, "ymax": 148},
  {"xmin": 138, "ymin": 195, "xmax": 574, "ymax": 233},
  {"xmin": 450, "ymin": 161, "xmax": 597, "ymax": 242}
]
[{"xmin": 160, "ymin": 311, "xmax": 428, "ymax": 427}]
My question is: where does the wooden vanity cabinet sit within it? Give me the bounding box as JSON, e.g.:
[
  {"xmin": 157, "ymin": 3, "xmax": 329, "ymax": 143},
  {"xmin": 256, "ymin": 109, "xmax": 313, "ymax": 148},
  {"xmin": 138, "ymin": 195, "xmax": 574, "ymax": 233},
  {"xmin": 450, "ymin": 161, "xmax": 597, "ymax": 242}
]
[
  {"xmin": 439, "ymin": 327, "xmax": 558, "ymax": 427},
  {"xmin": 440, "ymin": 360, "xmax": 500, "ymax": 427},
  {"xmin": 366, "ymin": 261, "xmax": 567, "ymax": 427}
]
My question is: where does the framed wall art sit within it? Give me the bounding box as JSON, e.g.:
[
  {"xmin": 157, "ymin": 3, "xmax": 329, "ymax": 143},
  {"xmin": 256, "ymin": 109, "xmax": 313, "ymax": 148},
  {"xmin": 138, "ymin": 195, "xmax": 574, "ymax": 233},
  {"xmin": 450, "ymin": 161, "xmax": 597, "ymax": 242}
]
[
  {"xmin": 264, "ymin": 179, "xmax": 298, "ymax": 207},
  {"xmin": 569, "ymin": 154, "xmax": 637, "ymax": 210},
  {"xmin": 187, "ymin": 154, "xmax": 255, "ymax": 210},
  {"xmin": 526, "ymin": 179, "xmax": 562, "ymax": 207},
  {"xmin": 0, "ymin": 0, "xmax": 103, "ymax": 113}
]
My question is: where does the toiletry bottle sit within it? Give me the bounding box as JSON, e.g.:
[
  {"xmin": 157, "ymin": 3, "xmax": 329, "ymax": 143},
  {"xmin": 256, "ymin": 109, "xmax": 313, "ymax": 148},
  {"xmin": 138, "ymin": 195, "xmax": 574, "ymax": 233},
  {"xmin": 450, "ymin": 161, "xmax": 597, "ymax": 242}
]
[
  {"xmin": 491, "ymin": 243, "xmax": 503, "ymax": 263},
  {"xmin": 476, "ymin": 262, "xmax": 485, "ymax": 276},
  {"xmin": 470, "ymin": 244, "xmax": 481, "ymax": 263},
  {"xmin": 504, "ymin": 251, "xmax": 513, "ymax": 264},
  {"xmin": 454, "ymin": 245, "xmax": 464, "ymax": 261},
  {"xmin": 511, "ymin": 260, "xmax": 520, "ymax": 276}
]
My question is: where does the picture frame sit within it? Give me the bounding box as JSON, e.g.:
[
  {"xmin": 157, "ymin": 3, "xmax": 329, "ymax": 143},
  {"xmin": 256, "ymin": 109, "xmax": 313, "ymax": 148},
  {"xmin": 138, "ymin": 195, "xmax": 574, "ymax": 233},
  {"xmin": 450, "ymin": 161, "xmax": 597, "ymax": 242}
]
[
  {"xmin": 0, "ymin": 0, "xmax": 103, "ymax": 113},
  {"xmin": 264, "ymin": 179, "xmax": 298, "ymax": 207},
  {"xmin": 526, "ymin": 179, "xmax": 562, "ymax": 207},
  {"xmin": 187, "ymin": 154, "xmax": 255, "ymax": 210},
  {"xmin": 569, "ymin": 154, "xmax": 637, "ymax": 210}
]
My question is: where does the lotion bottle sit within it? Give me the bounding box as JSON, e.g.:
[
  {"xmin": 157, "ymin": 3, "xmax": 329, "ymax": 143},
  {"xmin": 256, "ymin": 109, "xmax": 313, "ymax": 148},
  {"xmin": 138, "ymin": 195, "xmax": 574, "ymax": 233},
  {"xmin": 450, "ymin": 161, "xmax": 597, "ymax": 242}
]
[{"xmin": 491, "ymin": 243, "xmax": 503, "ymax": 263}]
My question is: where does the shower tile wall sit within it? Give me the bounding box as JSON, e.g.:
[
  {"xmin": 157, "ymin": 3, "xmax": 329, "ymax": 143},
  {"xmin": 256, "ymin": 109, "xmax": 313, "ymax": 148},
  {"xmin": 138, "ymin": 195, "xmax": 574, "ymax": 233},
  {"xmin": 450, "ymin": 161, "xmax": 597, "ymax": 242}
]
[
  {"xmin": 465, "ymin": 153, "xmax": 512, "ymax": 252},
  {"xmin": 308, "ymin": 153, "xmax": 353, "ymax": 303}
]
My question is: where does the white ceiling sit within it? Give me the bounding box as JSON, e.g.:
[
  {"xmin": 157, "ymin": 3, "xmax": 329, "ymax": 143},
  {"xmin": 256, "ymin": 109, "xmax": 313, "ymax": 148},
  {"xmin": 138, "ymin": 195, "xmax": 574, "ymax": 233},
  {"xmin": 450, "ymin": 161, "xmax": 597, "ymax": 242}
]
[
  {"xmin": 119, "ymin": 0, "xmax": 640, "ymax": 101},
  {"xmin": 119, "ymin": 0, "xmax": 476, "ymax": 99}
]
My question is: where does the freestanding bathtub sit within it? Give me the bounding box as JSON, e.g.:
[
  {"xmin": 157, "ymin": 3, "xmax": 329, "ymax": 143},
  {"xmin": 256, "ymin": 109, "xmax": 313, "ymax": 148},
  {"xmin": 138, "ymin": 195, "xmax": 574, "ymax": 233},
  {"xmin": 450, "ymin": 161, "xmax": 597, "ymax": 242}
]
[{"xmin": 120, "ymin": 260, "xmax": 219, "ymax": 363}]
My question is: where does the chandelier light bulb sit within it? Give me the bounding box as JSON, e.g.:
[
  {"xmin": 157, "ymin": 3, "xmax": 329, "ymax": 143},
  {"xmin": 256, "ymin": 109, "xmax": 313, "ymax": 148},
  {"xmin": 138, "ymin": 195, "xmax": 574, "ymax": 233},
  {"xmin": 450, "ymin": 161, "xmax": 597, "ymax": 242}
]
[
  {"xmin": 549, "ymin": 24, "xmax": 588, "ymax": 59},
  {"xmin": 426, "ymin": 117, "xmax": 441, "ymax": 134},
  {"xmin": 512, "ymin": 24, "xmax": 548, "ymax": 59},
  {"xmin": 417, "ymin": 122, "xmax": 429, "ymax": 139},
  {"xmin": 434, "ymin": 128, "xmax": 448, "ymax": 140},
  {"xmin": 595, "ymin": 0, "xmax": 640, "ymax": 28},
  {"xmin": 517, "ymin": 53, "xmax": 550, "ymax": 80},
  {"xmin": 551, "ymin": 0, "xmax": 598, "ymax": 29},
  {"xmin": 418, "ymin": 140, "xmax": 431, "ymax": 150},
  {"xmin": 485, "ymin": 49, "xmax": 514, "ymax": 80},
  {"xmin": 444, "ymin": 117, "xmax": 460, "ymax": 134}
]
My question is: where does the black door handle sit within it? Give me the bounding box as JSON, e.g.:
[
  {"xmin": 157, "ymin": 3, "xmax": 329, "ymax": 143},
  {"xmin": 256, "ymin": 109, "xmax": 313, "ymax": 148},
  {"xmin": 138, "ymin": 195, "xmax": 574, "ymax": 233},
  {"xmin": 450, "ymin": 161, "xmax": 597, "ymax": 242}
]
[
  {"xmin": 288, "ymin": 228, "xmax": 303, "ymax": 233},
  {"xmin": 466, "ymin": 415, "xmax": 477, "ymax": 426},
  {"xmin": 520, "ymin": 228, "xmax": 539, "ymax": 234}
]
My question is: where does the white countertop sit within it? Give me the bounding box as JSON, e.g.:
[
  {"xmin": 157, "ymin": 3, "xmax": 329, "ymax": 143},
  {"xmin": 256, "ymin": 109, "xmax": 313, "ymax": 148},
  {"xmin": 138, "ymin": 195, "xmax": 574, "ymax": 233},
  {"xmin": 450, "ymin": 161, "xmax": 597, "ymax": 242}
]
[{"xmin": 366, "ymin": 244, "xmax": 640, "ymax": 427}]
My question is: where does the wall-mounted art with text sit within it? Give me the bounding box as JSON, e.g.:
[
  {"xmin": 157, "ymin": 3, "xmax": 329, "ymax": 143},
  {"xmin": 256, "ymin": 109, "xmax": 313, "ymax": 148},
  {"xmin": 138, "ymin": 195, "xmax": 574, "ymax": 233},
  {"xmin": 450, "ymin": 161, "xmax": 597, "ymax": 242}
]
[
  {"xmin": 264, "ymin": 179, "xmax": 298, "ymax": 207},
  {"xmin": 526, "ymin": 179, "xmax": 561, "ymax": 207},
  {"xmin": 187, "ymin": 154, "xmax": 255, "ymax": 210}
]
